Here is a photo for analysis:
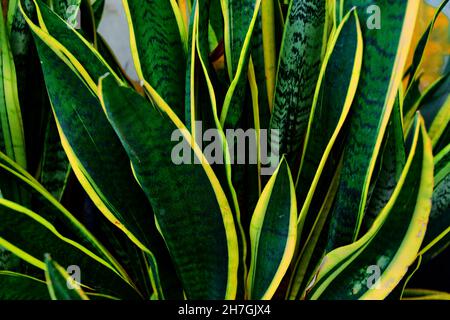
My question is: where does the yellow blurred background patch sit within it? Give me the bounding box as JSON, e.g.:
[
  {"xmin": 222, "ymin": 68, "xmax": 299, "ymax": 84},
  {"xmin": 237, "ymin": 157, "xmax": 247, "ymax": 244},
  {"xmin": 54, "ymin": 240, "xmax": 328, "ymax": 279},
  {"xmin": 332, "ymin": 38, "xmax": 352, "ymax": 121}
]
[{"xmin": 404, "ymin": 0, "xmax": 450, "ymax": 91}]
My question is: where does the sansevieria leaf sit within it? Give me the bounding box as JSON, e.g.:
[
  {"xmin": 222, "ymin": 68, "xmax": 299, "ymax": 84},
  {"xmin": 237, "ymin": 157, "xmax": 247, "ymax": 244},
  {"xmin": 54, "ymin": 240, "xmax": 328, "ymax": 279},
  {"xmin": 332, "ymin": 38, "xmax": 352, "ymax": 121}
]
[
  {"xmin": 99, "ymin": 75, "xmax": 239, "ymax": 300},
  {"xmin": 122, "ymin": 0, "xmax": 186, "ymax": 119},
  {"xmin": 364, "ymin": 95, "xmax": 406, "ymax": 232},
  {"xmin": 0, "ymin": 198, "xmax": 139, "ymax": 298},
  {"xmin": 247, "ymin": 158, "xmax": 297, "ymax": 300},
  {"xmin": 404, "ymin": 0, "xmax": 450, "ymax": 92},
  {"xmin": 20, "ymin": 3, "xmax": 183, "ymax": 299},
  {"xmin": 326, "ymin": 0, "xmax": 421, "ymax": 249},
  {"xmin": 402, "ymin": 288, "xmax": 450, "ymax": 300},
  {"xmin": 220, "ymin": 0, "xmax": 262, "ymax": 128},
  {"xmin": 418, "ymin": 143, "xmax": 450, "ymax": 262},
  {"xmin": 270, "ymin": 0, "xmax": 326, "ymax": 165},
  {"xmin": 0, "ymin": 4, "xmax": 27, "ymax": 168},
  {"xmin": 289, "ymin": 9, "xmax": 363, "ymax": 299},
  {"xmin": 306, "ymin": 114, "xmax": 433, "ymax": 300},
  {"xmin": 296, "ymin": 8, "xmax": 362, "ymax": 238}
]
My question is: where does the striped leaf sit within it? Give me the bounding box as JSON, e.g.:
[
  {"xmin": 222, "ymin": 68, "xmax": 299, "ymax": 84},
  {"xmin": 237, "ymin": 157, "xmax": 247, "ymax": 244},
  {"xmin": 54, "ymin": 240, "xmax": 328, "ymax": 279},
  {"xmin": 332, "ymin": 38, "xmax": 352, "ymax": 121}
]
[
  {"xmin": 220, "ymin": 0, "xmax": 262, "ymax": 128},
  {"xmin": 99, "ymin": 75, "xmax": 239, "ymax": 300},
  {"xmin": 0, "ymin": 4, "xmax": 27, "ymax": 169},
  {"xmin": 289, "ymin": 9, "xmax": 363, "ymax": 299},
  {"xmin": 247, "ymin": 158, "xmax": 297, "ymax": 300},
  {"xmin": 403, "ymin": 72, "xmax": 449, "ymax": 131},
  {"xmin": 0, "ymin": 198, "xmax": 139, "ymax": 298},
  {"xmin": 269, "ymin": 0, "xmax": 326, "ymax": 165},
  {"xmin": 295, "ymin": 8, "xmax": 363, "ymax": 240},
  {"xmin": 326, "ymin": 0, "xmax": 421, "ymax": 249},
  {"xmin": 194, "ymin": 0, "xmax": 249, "ymax": 297},
  {"xmin": 364, "ymin": 95, "xmax": 406, "ymax": 232},
  {"xmin": 0, "ymin": 150, "xmax": 137, "ymax": 283},
  {"xmin": 418, "ymin": 144, "xmax": 450, "ymax": 262},
  {"xmin": 21, "ymin": 2, "xmax": 183, "ymax": 299},
  {"xmin": 288, "ymin": 165, "xmax": 342, "ymax": 299},
  {"xmin": 122, "ymin": 0, "xmax": 186, "ymax": 119},
  {"xmin": 307, "ymin": 114, "xmax": 433, "ymax": 300}
]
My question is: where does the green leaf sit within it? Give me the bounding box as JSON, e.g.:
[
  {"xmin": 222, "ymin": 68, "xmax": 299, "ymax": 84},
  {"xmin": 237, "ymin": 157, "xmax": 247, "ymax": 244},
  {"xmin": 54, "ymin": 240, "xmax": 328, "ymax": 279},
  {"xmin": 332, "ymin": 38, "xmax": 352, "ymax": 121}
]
[
  {"xmin": 295, "ymin": 8, "xmax": 362, "ymax": 240},
  {"xmin": 122, "ymin": 0, "xmax": 186, "ymax": 119},
  {"xmin": 418, "ymin": 144, "xmax": 450, "ymax": 262},
  {"xmin": 99, "ymin": 75, "xmax": 239, "ymax": 300},
  {"xmin": 428, "ymin": 95, "xmax": 450, "ymax": 148},
  {"xmin": 247, "ymin": 158, "xmax": 297, "ymax": 300},
  {"xmin": 250, "ymin": 11, "xmax": 272, "ymax": 130},
  {"xmin": 326, "ymin": 0, "xmax": 420, "ymax": 249},
  {"xmin": 45, "ymin": 254, "xmax": 89, "ymax": 300},
  {"xmin": 193, "ymin": 0, "xmax": 249, "ymax": 298},
  {"xmin": 0, "ymin": 4, "xmax": 27, "ymax": 169},
  {"xmin": 0, "ymin": 198, "xmax": 139, "ymax": 298},
  {"xmin": 269, "ymin": 0, "xmax": 326, "ymax": 164},
  {"xmin": 288, "ymin": 165, "xmax": 341, "ymax": 299},
  {"xmin": 21, "ymin": 4, "xmax": 183, "ymax": 298},
  {"xmin": 91, "ymin": 0, "xmax": 105, "ymax": 27},
  {"xmin": 219, "ymin": 0, "xmax": 262, "ymax": 128},
  {"xmin": 307, "ymin": 114, "xmax": 434, "ymax": 300},
  {"xmin": 364, "ymin": 95, "xmax": 406, "ymax": 232},
  {"xmin": 0, "ymin": 271, "xmax": 49, "ymax": 300},
  {"xmin": 39, "ymin": 117, "xmax": 70, "ymax": 201},
  {"xmin": 31, "ymin": 0, "xmax": 115, "ymax": 82},
  {"xmin": 260, "ymin": 0, "xmax": 278, "ymax": 112},
  {"xmin": 222, "ymin": 0, "xmax": 256, "ymax": 78},
  {"xmin": 403, "ymin": 72, "xmax": 450, "ymax": 131},
  {"xmin": 289, "ymin": 9, "xmax": 363, "ymax": 299},
  {"xmin": 9, "ymin": 0, "xmax": 50, "ymax": 176},
  {"xmin": 0, "ymin": 151, "xmax": 125, "ymax": 275},
  {"xmin": 402, "ymin": 288, "xmax": 450, "ymax": 300}
]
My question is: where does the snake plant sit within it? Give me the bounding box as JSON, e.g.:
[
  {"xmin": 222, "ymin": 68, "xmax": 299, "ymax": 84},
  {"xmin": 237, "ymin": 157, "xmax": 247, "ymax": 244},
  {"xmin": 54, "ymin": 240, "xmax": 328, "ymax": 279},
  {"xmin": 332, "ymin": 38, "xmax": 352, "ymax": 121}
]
[{"xmin": 0, "ymin": 0, "xmax": 449, "ymax": 300}]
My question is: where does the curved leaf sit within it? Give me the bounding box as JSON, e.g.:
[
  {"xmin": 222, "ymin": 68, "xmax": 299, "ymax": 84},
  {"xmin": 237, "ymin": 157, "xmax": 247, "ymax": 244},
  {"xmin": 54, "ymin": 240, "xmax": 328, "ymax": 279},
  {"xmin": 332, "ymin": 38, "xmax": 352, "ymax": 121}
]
[
  {"xmin": 307, "ymin": 114, "xmax": 433, "ymax": 300},
  {"xmin": 0, "ymin": 198, "xmax": 140, "ymax": 298},
  {"xmin": 247, "ymin": 158, "xmax": 297, "ymax": 300},
  {"xmin": 0, "ymin": 5, "xmax": 27, "ymax": 168},
  {"xmin": 296, "ymin": 8, "xmax": 362, "ymax": 240},
  {"xmin": 428, "ymin": 95, "xmax": 450, "ymax": 148},
  {"xmin": 418, "ymin": 144, "xmax": 450, "ymax": 262},
  {"xmin": 326, "ymin": 0, "xmax": 421, "ymax": 249},
  {"xmin": 404, "ymin": 0, "xmax": 450, "ymax": 92},
  {"xmin": 288, "ymin": 9, "xmax": 363, "ymax": 299},
  {"xmin": 364, "ymin": 95, "xmax": 406, "ymax": 232},
  {"xmin": 220, "ymin": 0, "xmax": 262, "ymax": 128},
  {"xmin": 99, "ymin": 75, "xmax": 239, "ymax": 300},
  {"xmin": 20, "ymin": 4, "xmax": 183, "ymax": 298},
  {"xmin": 122, "ymin": 0, "xmax": 186, "ymax": 118}
]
